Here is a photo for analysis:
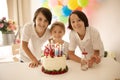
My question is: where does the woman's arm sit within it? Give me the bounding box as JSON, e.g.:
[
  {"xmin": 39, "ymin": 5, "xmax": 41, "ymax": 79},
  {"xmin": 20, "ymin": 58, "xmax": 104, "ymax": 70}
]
[
  {"xmin": 88, "ymin": 50, "xmax": 101, "ymax": 67},
  {"xmin": 68, "ymin": 51, "xmax": 81, "ymax": 63},
  {"xmin": 22, "ymin": 41, "xmax": 40, "ymax": 67},
  {"xmin": 93, "ymin": 50, "xmax": 101, "ymax": 63}
]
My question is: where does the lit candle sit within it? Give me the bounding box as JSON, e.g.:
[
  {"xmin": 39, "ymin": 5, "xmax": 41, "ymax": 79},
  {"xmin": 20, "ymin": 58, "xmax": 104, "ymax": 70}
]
[
  {"xmin": 55, "ymin": 44, "xmax": 58, "ymax": 56},
  {"xmin": 59, "ymin": 44, "xmax": 61, "ymax": 55},
  {"xmin": 61, "ymin": 44, "xmax": 64, "ymax": 55}
]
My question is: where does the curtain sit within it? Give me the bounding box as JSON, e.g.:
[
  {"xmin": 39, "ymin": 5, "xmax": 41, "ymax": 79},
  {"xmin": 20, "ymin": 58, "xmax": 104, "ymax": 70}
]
[{"xmin": 7, "ymin": 0, "xmax": 31, "ymax": 39}]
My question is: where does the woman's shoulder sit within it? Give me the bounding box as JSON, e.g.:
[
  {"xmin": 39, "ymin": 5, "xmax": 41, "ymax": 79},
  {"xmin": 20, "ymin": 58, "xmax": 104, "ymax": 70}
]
[
  {"xmin": 87, "ymin": 26, "xmax": 99, "ymax": 33},
  {"xmin": 70, "ymin": 30, "xmax": 76, "ymax": 33},
  {"xmin": 24, "ymin": 22, "xmax": 33, "ymax": 27},
  {"xmin": 69, "ymin": 30, "xmax": 77, "ymax": 36},
  {"xmin": 23, "ymin": 22, "xmax": 34, "ymax": 31},
  {"xmin": 87, "ymin": 26, "xmax": 100, "ymax": 38},
  {"xmin": 22, "ymin": 22, "xmax": 34, "ymax": 36}
]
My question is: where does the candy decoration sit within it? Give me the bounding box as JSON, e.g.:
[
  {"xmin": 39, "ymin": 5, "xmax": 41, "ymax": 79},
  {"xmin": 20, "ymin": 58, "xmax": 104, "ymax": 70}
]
[
  {"xmin": 49, "ymin": 49, "xmax": 54, "ymax": 58},
  {"xmin": 44, "ymin": 46, "xmax": 49, "ymax": 57},
  {"xmin": 44, "ymin": 43, "xmax": 65, "ymax": 58}
]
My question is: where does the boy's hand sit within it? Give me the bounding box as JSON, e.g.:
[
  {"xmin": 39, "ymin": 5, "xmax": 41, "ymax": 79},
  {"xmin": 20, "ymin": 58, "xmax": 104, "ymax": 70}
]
[{"xmin": 29, "ymin": 59, "xmax": 41, "ymax": 68}]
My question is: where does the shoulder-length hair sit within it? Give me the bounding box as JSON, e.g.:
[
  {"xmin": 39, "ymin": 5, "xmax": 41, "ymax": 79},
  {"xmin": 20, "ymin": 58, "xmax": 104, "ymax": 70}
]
[{"xmin": 68, "ymin": 10, "xmax": 89, "ymax": 30}]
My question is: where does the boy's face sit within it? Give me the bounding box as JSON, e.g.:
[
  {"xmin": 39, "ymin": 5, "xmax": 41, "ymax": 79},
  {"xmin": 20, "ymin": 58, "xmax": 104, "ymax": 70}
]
[
  {"xmin": 51, "ymin": 26, "xmax": 65, "ymax": 39},
  {"xmin": 35, "ymin": 12, "xmax": 49, "ymax": 32}
]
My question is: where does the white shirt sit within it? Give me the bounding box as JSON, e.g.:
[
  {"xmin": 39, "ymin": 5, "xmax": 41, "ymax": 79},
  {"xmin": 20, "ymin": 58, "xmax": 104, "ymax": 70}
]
[
  {"xmin": 20, "ymin": 23, "xmax": 51, "ymax": 62},
  {"xmin": 64, "ymin": 41, "xmax": 69, "ymax": 57},
  {"xmin": 69, "ymin": 26, "xmax": 104, "ymax": 59}
]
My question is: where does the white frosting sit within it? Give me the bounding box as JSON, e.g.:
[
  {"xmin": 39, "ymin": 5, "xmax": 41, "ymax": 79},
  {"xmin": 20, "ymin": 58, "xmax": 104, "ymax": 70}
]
[{"xmin": 41, "ymin": 55, "xmax": 66, "ymax": 71}]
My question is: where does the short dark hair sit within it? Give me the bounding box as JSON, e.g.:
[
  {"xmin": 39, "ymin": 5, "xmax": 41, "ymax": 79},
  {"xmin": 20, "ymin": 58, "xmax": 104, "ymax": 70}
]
[
  {"xmin": 68, "ymin": 10, "xmax": 89, "ymax": 30},
  {"xmin": 33, "ymin": 7, "xmax": 52, "ymax": 26},
  {"xmin": 50, "ymin": 21, "xmax": 65, "ymax": 33}
]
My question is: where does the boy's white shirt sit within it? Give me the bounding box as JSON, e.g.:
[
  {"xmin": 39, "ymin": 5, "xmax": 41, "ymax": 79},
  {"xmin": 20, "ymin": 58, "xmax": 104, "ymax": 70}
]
[{"xmin": 20, "ymin": 23, "xmax": 51, "ymax": 62}]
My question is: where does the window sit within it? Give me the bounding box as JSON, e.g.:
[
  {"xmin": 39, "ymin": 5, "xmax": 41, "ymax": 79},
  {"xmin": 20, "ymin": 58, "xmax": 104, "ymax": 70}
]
[{"xmin": 0, "ymin": 0, "xmax": 8, "ymax": 45}]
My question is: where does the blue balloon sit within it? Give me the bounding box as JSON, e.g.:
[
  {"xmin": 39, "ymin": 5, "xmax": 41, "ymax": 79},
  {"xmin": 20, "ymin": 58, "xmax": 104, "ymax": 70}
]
[
  {"xmin": 40, "ymin": 0, "xmax": 47, "ymax": 3},
  {"xmin": 62, "ymin": 6, "xmax": 72, "ymax": 17}
]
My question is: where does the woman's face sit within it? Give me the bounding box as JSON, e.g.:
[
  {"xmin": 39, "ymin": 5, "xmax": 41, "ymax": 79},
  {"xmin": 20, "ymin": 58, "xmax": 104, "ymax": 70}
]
[
  {"xmin": 35, "ymin": 12, "xmax": 49, "ymax": 32},
  {"xmin": 70, "ymin": 14, "xmax": 85, "ymax": 32},
  {"xmin": 51, "ymin": 26, "xmax": 65, "ymax": 39}
]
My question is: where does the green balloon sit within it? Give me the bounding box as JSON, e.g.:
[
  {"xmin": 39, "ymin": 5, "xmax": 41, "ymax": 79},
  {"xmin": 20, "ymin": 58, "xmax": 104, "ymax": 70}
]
[
  {"xmin": 78, "ymin": 0, "xmax": 89, "ymax": 7},
  {"xmin": 58, "ymin": 15, "xmax": 68, "ymax": 24},
  {"xmin": 41, "ymin": 0, "xmax": 49, "ymax": 8},
  {"xmin": 52, "ymin": 5, "xmax": 62, "ymax": 16}
]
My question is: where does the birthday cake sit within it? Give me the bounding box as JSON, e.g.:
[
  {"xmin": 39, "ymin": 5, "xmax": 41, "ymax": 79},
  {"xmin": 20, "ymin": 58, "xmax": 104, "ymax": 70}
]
[{"xmin": 41, "ymin": 43, "xmax": 68, "ymax": 75}]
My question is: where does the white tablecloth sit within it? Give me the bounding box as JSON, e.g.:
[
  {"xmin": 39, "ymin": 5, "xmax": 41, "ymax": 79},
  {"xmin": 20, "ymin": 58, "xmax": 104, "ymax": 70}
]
[
  {"xmin": 0, "ymin": 45, "xmax": 14, "ymax": 62},
  {"xmin": 0, "ymin": 58, "xmax": 120, "ymax": 80},
  {"xmin": 0, "ymin": 45, "xmax": 12, "ymax": 57}
]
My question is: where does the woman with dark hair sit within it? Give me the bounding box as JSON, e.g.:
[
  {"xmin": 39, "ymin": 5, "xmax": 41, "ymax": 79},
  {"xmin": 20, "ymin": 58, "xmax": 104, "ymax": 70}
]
[
  {"xmin": 68, "ymin": 10, "xmax": 104, "ymax": 68},
  {"xmin": 20, "ymin": 7, "xmax": 52, "ymax": 68}
]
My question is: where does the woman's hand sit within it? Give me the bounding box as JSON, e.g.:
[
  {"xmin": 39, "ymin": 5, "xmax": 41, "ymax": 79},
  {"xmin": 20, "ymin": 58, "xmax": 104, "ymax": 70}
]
[
  {"xmin": 92, "ymin": 55, "xmax": 101, "ymax": 64},
  {"xmin": 88, "ymin": 58, "xmax": 94, "ymax": 68},
  {"xmin": 93, "ymin": 50, "xmax": 101, "ymax": 64},
  {"xmin": 88, "ymin": 55, "xmax": 101, "ymax": 68},
  {"xmin": 29, "ymin": 59, "xmax": 41, "ymax": 68}
]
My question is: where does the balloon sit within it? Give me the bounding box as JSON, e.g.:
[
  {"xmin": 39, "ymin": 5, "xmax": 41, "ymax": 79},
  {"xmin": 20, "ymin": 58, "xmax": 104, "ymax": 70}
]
[
  {"xmin": 40, "ymin": 0, "xmax": 46, "ymax": 3},
  {"xmin": 58, "ymin": 15, "xmax": 68, "ymax": 24},
  {"xmin": 52, "ymin": 5, "xmax": 62, "ymax": 16},
  {"xmin": 62, "ymin": 6, "xmax": 72, "ymax": 17},
  {"xmin": 78, "ymin": 0, "xmax": 89, "ymax": 7},
  {"xmin": 41, "ymin": 1, "xmax": 49, "ymax": 8},
  {"xmin": 67, "ymin": 0, "xmax": 78, "ymax": 10},
  {"xmin": 75, "ymin": 6, "xmax": 82, "ymax": 11},
  {"xmin": 62, "ymin": 0, "xmax": 69, "ymax": 5},
  {"xmin": 58, "ymin": 0, "xmax": 63, "ymax": 5},
  {"xmin": 48, "ymin": 0, "xmax": 58, "ymax": 7}
]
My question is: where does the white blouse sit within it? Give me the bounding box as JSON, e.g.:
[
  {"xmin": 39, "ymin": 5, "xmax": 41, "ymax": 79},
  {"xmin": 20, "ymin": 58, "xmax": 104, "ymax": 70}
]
[
  {"xmin": 20, "ymin": 23, "xmax": 51, "ymax": 62},
  {"xmin": 69, "ymin": 26, "xmax": 104, "ymax": 59}
]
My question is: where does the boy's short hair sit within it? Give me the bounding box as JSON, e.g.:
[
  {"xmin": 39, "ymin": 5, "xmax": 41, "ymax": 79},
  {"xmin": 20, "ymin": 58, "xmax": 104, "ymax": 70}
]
[
  {"xmin": 33, "ymin": 7, "xmax": 52, "ymax": 26},
  {"xmin": 50, "ymin": 21, "xmax": 65, "ymax": 33}
]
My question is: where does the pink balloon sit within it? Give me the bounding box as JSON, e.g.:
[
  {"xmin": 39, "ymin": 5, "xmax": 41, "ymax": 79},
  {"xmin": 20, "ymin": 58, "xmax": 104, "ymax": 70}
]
[{"xmin": 48, "ymin": 0, "xmax": 58, "ymax": 7}]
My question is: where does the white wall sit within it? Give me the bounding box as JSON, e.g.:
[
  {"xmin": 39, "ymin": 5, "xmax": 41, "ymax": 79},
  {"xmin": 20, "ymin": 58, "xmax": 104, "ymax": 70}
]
[
  {"xmin": 92, "ymin": 0, "xmax": 120, "ymax": 62},
  {"xmin": 30, "ymin": 0, "xmax": 42, "ymax": 20}
]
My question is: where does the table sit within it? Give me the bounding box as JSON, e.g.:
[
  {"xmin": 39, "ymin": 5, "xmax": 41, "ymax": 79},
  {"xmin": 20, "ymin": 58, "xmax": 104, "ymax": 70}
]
[
  {"xmin": 0, "ymin": 45, "xmax": 14, "ymax": 62},
  {"xmin": 0, "ymin": 58, "xmax": 120, "ymax": 80},
  {"xmin": 0, "ymin": 44, "xmax": 20, "ymax": 62},
  {"xmin": 0, "ymin": 45, "xmax": 16, "ymax": 62}
]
